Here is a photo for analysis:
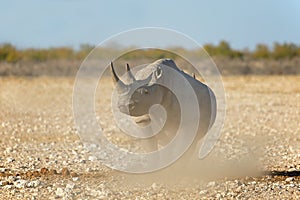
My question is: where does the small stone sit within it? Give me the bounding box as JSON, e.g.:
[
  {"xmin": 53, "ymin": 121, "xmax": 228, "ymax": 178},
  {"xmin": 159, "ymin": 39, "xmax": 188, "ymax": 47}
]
[
  {"xmin": 199, "ymin": 190, "xmax": 207, "ymax": 195},
  {"xmin": 48, "ymin": 169, "xmax": 57, "ymax": 175},
  {"xmin": 62, "ymin": 168, "xmax": 70, "ymax": 176},
  {"xmin": 33, "ymin": 171, "xmax": 40, "ymax": 177},
  {"xmin": 89, "ymin": 189, "xmax": 99, "ymax": 197},
  {"xmin": 86, "ymin": 168, "xmax": 92, "ymax": 172},
  {"xmin": 14, "ymin": 172, "xmax": 24, "ymax": 177},
  {"xmin": 207, "ymin": 181, "xmax": 216, "ymax": 187},
  {"xmin": 5, "ymin": 147, "xmax": 13, "ymax": 153},
  {"xmin": 8, "ymin": 176, "xmax": 17, "ymax": 182},
  {"xmin": 235, "ymin": 180, "xmax": 242, "ymax": 186},
  {"xmin": 27, "ymin": 180, "xmax": 40, "ymax": 188},
  {"xmin": 236, "ymin": 186, "xmax": 242, "ymax": 192},
  {"xmin": 56, "ymin": 187, "xmax": 65, "ymax": 197},
  {"xmin": 3, "ymin": 184, "xmax": 13, "ymax": 189},
  {"xmin": 14, "ymin": 179, "xmax": 27, "ymax": 188},
  {"xmin": 66, "ymin": 183, "xmax": 75, "ymax": 190},
  {"xmin": 88, "ymin": 156, "xmax": 97, "ymax": 161},
  {"xmin": 40, "ymin": 167, "xmax": 48, "ymax": 175},
  {"xmin": 285, "ymin": 177, "xmax": 294, "ymax": 182},
  {"xmin": 32, "ymin": 193, "xmax": 38, "ymax": 197},
  {"xmin": 151, "ymin": 183, "xmax": 158, "ymax": 189},
  {"xmin": 157, "ymin": 193, "xmax": 163, "ymax": 197},
  {"xmin": 0, "ymin": 181, "xmax": 9, "ymax": 186},
  {"xmin": 47, "ymin": 186, "xmax": 52, "ymax": 192},
  {"xmin": 6, "ymin": 157, "xmax": 15, "ymax": 163},
  {"xmin": 71, "ymin": 172, "xmax": 78, "ymax": 177},
  {"xmin": 288, "ymin": 168, "xmax": 296, "ymax": 172},
  {"xmin": 25, "ymin": 171, "xmax": 34, "ymax": 178},
  {"xmin": 72, "ymin": 177, "xmax": 79, "ymax": 181}
]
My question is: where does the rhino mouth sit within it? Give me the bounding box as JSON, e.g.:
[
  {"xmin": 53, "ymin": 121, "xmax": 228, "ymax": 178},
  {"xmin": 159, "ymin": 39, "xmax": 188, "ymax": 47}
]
[
  {"xmin": 118, "ymin": 102, "xmax": 153, "ymax": 127},
  {"xmin": 118, "ymin": 103, "xmax": 135, "ymax": 115}
]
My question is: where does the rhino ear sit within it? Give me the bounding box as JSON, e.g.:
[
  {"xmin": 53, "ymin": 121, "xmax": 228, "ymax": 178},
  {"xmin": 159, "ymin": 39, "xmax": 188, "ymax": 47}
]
[{"xmin": 155, "ymin": 66, "xmax": 162, "ymax": 79}]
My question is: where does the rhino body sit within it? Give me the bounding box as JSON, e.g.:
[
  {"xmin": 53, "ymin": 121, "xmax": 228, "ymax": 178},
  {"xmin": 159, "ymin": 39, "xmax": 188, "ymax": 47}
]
[{"xmin": 111, "ymin": 59, "xmax": 216, "ymax": 156}]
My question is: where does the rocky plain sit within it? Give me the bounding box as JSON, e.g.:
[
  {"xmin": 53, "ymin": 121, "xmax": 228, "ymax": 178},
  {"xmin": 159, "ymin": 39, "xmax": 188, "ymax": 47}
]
[{"xmin": 0, "ymin": 75, "xmax": 299, "ymax": 199}]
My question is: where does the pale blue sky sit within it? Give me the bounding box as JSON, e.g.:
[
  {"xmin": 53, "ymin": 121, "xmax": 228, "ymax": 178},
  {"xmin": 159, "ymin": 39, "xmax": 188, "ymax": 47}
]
[{"xmin": 1, "ymin": 0, "xmax": 299, "ymax": 50}]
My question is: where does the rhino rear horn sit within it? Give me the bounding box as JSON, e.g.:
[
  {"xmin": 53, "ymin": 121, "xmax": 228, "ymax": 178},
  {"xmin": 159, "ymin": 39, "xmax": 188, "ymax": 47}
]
[{"xmin": 126, "ymin": 63, "xmax": 136, "ymax": 82}]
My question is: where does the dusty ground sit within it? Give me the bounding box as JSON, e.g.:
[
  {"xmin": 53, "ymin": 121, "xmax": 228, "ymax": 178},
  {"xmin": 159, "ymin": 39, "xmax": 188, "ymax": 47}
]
[{"xmin": 0, "ymin": 76, "xmax": 299, "ymax": 199}]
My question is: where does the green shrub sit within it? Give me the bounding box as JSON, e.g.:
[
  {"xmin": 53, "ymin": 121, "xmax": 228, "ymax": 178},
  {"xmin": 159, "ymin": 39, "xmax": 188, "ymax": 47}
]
[
  {"xmin": 0, "ymin": 43, "xmax": 20, "ymax": 62},
  {"xmin": 253, "ymin": 44, "xmax": 270, "ymax": 59},
  {"xmin": 272, "ymin": 42, "xmax": 297, "ymax": 59}
]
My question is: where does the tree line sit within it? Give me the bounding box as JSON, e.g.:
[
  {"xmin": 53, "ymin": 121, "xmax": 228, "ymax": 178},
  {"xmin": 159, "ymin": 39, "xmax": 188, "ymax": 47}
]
[
  {"xmin": 0, "ymin": 43, "xmax": 95, "ymax": 63},
  {"xmin": 204, "ymin": 41, "xmax": 300, "ymax": 59},
  {"xmin": 1, "ymin": 41, "xmax": 300, "ymax": 63}
]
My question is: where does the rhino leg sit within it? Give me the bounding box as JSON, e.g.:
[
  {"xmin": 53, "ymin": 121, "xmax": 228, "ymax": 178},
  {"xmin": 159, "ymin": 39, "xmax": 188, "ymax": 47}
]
[{"xmin": 134, "ymin": 115, "xmax": 159, "ymax": 152}]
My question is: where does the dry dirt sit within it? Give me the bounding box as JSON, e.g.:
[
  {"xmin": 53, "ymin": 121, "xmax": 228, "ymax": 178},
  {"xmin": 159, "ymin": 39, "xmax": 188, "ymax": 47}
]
[{"xmin": 0, "ymin": 76, "xmax": 299, "ymax": 199}]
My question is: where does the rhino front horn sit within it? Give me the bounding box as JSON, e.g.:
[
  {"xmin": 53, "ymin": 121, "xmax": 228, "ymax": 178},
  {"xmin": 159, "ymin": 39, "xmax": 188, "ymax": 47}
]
[{"xmin": 111, "ymin": 62, "xmax": 127, "ymax": 89}]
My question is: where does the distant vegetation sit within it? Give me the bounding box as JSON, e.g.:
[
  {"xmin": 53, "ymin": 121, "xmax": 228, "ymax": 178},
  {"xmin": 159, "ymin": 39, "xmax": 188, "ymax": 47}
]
[
  {"xmin": 1, "ymin": 41, "xmax": 300, "ymax": 63},
  {"xmin": 204, "ymin": 41, "xmax": 300, "ymax": 59},
  {"xmin": 0, "ymin": 43, "xmax": 94, "ymax": 63},
  {"xmin": 0, "ymin": 41, "xmax": 300, "ymax": 76}
]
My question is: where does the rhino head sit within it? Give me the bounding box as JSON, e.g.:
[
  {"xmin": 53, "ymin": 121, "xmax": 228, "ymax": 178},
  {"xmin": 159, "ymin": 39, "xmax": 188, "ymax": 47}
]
[{"xmin": 111, "ymin": 62, "xmax": 165, "ymax": 117}]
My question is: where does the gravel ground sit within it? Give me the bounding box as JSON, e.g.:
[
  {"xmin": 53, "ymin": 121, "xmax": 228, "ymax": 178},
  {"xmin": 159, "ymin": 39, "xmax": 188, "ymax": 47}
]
[{"xmin": 0, "ymin": 76, "xmax": 299, "ymax": 199}]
